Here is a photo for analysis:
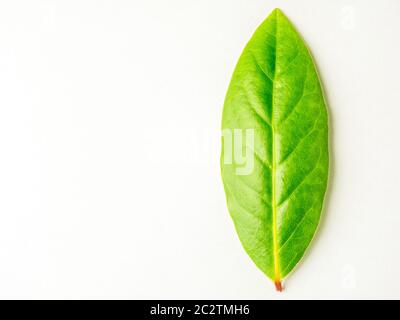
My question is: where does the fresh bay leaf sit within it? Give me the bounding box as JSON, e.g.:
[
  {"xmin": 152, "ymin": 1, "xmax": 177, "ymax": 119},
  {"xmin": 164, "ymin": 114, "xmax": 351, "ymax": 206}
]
[{"xmin": 221, "ymin": 8, "xmax": 329, "ymax": 291}]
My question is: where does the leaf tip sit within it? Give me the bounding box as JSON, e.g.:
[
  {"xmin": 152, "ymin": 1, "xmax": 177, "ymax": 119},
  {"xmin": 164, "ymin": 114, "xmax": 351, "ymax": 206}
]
[
  {"xmin": 272, "ymin": 8, "xmax": 283, "ymax": 15},
  {"xmin": 274, "ymin": 280, "xmax": 283, "ymax": 292}
]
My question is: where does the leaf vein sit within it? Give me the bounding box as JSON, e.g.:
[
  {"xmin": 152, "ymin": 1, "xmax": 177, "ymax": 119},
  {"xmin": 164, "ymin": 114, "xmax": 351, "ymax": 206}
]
[
  {"xmin": 248, "ymin": 146, "xmax": 272, "ymax": 169},
  {"xmin": 280, "ymin": 251, "xmax": 302, "ymax": 276},
  {"xmin": 249, "ymin": 51, "xmax": 274, "ymax": 82},
  {"xmin": 278, "ymin": 202, "xmax": 315, "ymax": 252},
  {"xmin": 224, "ymin": 182, "xmax": 269, "ymax": 219},
  {"xmin": 277, "ymin": 148, "xmax": 322, "ymax": 207},
  {"xmin": 278, "ymin": 50, "xmax": 301, "ymax": 75},
  {"xmin": 242, "ymin": 90, "xmax": 272, "ymax": 127},
  {"xmin": 278, "ymin": 110, "xmax": 322, "ymax": 166}
]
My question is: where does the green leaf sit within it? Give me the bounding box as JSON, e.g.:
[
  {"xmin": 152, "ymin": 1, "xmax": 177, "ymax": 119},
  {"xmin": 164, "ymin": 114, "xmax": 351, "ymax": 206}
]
[{"xmin": 221, "ymin": 8, "xmax": 329, "ymax": 291}]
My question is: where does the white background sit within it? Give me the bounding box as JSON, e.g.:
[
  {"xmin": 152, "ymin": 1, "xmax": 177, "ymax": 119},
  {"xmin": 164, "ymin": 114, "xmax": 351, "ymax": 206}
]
[{"xmin": 0, "ymin": 0, "xmax": 399, "ymax": 299}]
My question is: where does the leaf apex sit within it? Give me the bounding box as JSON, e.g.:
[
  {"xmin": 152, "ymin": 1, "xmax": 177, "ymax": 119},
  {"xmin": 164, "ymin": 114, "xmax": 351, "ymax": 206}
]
[
  {"xmin": 272, "ymin": 8, "xmax": 283, "ymax": 15},
  {"xmin": 273, "ymin": 8, "xmax": 289, "ymax": 21}
]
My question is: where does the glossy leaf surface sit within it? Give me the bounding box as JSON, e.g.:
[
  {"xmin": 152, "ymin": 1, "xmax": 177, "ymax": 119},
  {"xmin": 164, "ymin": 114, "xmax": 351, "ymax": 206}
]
[{"xmin": 221, "ymin": 8, "xmax": 329, "ymax": 290}]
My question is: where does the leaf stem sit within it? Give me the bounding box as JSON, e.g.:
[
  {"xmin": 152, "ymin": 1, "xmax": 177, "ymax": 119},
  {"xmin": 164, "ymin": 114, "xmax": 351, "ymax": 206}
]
[{"xmin": 274, "ymin": 280, "xmax": 283, "ymax": 292}]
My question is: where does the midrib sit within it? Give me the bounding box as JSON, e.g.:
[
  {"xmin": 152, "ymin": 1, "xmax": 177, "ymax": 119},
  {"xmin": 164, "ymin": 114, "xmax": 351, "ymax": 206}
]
[{"xmin": 271, "ymin": 11, "xmax": 281, "ymax": 289}]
